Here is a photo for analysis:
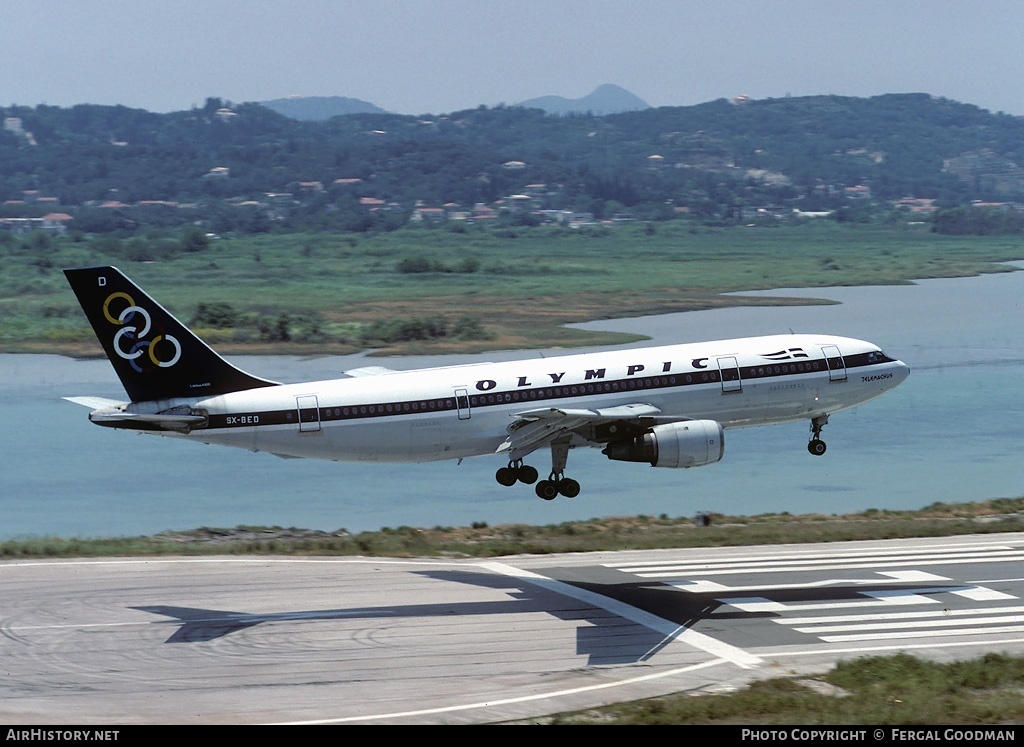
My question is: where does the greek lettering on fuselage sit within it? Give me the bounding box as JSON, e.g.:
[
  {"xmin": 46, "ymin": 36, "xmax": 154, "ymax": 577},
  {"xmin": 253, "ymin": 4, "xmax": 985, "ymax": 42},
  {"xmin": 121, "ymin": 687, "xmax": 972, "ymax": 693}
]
[{"xmin": 475, "ymin": 359, "xmax": 709, "ymax": 392}]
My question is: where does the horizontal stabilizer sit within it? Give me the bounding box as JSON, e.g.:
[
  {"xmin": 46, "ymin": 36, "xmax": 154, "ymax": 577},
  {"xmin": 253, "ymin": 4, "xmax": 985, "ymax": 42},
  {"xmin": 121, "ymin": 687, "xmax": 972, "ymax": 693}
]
[
  {"xmin": 63, "ymin": 396, "xmax": 125, "ymax": 409},
  {"xmin": 343, "ymin": 366, "xmax": 399, "ymax": 377},
  {"xmin": 85, "ymin": 403, "xmax": 207, "ymax": 433}
]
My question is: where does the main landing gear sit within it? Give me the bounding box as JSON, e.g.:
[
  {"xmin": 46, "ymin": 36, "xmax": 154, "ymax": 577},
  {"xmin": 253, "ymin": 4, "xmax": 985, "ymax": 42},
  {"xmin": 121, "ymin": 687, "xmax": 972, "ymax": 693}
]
[
  {"xmin": 534, "ymin": 473, "xmax": 580, "ymax": 501},
  {"xmin": 495, "ymin": 439, "xmax": 581, "ymax": 500},
  {"xmin": 807, "ymin": 414, "xmax": 829, "ymax": 456},
  {"xmin": 495, "ymin": 460, "xmax": 538, "ymax": 487}
]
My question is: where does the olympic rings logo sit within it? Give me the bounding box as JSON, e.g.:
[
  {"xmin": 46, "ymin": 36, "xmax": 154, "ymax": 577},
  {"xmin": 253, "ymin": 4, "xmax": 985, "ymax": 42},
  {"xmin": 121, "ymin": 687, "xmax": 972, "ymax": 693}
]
[{"xmin": 102, "ymin": 291, "xmax": 181, "ymax": 371}]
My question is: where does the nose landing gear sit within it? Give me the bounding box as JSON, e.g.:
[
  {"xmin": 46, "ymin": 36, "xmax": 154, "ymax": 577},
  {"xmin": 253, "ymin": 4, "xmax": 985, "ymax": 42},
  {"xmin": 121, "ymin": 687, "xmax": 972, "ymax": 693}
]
[{"xmin": 807, "ymin": 414, "xmax": 829, "ymax": 456}]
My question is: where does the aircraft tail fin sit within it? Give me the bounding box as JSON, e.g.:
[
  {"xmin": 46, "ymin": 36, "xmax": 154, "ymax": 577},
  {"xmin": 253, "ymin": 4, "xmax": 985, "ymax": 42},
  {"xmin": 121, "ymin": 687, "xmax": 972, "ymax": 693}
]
[{"xmin": 64, "ymin": 266, "xmax": 279, "ymax": 402}]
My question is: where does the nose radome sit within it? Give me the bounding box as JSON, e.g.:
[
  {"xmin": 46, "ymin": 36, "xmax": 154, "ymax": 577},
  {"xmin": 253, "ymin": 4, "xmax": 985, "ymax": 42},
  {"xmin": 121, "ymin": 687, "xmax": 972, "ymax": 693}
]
[{"xmin": 894, "ymin": 360, "xmax": 910, "ymax": 384}]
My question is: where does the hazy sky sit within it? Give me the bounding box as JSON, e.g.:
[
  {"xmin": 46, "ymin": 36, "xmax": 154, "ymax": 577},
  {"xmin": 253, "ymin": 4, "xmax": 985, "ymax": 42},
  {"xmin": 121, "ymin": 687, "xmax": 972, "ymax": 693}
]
[{"xmin": 4, "ymin": 0, "xmax": 1023, "ymax": 116}]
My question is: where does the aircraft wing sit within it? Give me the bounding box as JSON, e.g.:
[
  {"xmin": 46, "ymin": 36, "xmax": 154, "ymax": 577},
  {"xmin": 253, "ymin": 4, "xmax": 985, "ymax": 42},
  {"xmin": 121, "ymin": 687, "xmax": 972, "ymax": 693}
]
[{"xmin": 497, "ymin": 403, "xmax": 666, "ymax": 461}]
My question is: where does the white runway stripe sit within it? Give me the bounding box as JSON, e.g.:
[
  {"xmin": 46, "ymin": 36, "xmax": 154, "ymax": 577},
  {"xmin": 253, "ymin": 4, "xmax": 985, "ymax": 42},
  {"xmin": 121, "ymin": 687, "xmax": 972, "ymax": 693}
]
[
  {"xmin": 779, "ymin": 604, "xmax": 1024, "ymax": 626},
  {"xmin": 613, "ymin": 551, "xmax": 1024, "ymax": 577},
  {"xmin": 795, "ymin": 613, "xmax": 1024, "ymax": 634},
  {"xmin": 818, "ymin": 625, "xmax": 1024, "ymax": 643},
  {"xmin": 609, "ymin": 543, "xmax": 1019, "ymax": 572}
]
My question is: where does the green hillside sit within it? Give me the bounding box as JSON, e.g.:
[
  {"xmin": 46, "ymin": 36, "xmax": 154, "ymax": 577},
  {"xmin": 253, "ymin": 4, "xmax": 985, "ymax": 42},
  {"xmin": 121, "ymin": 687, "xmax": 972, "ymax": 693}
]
[{"xmin": 3, "ymin": 93, "xmax": 1024, "ymax": 237}]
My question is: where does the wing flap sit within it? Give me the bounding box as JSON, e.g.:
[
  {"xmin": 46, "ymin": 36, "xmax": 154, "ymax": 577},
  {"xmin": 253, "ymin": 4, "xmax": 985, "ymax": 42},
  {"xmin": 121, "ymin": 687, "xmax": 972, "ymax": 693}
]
[
  {"xmin": 511, "ymin": 403, "xmax": 662, "ymax": 422},
  {"xmin": 497, "ymin": 414, "xmax": 593, "ymax": 457},
  {"xmin": 497, "ymin": 402, "xmax": 664, "ymax": 461}
]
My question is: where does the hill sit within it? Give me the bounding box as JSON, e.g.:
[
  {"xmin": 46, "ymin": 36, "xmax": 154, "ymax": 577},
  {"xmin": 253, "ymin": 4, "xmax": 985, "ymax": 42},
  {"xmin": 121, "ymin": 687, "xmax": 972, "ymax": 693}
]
[
  {"xmin": 515, "ymin": 83, "xmax": 650, "ymax": 115},
  {"xmin": 257, "ymin": 95, "xmax": 387, "ymax": 120},
  {"xmin": 3, "ymin": 93, "xmax": 1024, "ymax": 235}
]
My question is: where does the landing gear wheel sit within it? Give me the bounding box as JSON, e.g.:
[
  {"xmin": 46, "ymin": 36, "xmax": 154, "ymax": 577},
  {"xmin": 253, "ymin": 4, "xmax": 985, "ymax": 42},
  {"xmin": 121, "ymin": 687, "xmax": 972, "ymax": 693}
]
[
  {"xmin": 807, "ymin": 439, "xmax": 827, "ymax": 456},
  {"xmin": 557, "ymin": 478, "xmax": 580, "ymax": 498},
  {"xmin": 495, "ymin": 467, "xmax": 518, "ymax": 487},
  {"xmin": 517, "ymin": 464, "xmax": 539, "ymax": 484},
  {"xmin": 535, "ymin": 480, "xmax": 558, "ymax": 501}
]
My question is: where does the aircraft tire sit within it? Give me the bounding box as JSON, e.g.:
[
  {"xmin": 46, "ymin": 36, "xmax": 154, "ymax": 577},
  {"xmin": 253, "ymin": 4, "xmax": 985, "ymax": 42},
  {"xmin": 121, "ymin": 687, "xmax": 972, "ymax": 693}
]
[
  {"xmin": 557, "ymin": 478, "xmax": 580, "ymax": 498},
  {"xmin": 517, "ymin": 465, "xmax": 539, "ymax": 484},
  {"xmin": 496, "ymin": 467, "xmax": 518, "ymax": 486},
  {"xmin": 807, "ymin": 439, "xmax": 827, "ymax": 456},
  {"xmin": 535, "ymin": 480, "xmax": 558, "ymax": 500}
]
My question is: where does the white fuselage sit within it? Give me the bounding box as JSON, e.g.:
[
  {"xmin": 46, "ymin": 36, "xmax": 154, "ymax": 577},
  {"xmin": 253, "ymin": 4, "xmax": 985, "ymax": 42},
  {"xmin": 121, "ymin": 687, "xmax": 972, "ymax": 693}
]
[{"xmin": 140, "ymin": 333, "xmax": 907, "ymax": 464}]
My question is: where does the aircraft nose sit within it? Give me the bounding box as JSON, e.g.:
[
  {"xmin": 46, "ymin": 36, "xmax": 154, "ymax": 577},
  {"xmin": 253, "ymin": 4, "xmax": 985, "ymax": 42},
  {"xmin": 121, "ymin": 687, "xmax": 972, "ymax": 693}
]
[{"xmin": 894, "ymin": 359, "xmax": 910, "ymax": 385}]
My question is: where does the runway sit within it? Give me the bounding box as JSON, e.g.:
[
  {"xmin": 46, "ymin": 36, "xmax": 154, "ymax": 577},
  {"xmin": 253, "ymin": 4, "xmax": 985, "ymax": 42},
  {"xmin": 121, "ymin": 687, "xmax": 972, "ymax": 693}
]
[{"xmin": 2, "ymin": 532, "xmax": 1024, "ymax": 724}]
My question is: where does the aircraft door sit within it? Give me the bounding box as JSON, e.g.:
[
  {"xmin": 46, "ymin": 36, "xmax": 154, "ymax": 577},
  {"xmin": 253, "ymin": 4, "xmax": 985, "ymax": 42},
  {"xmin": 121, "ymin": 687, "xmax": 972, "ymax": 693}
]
[
  {"xmin": 822, "ymin": 345, "xmax": 847, "ymax": 382},
  {"xmin": 717, "ymin": 356, "xmax": 742, "ymax": 393},
  {"xmin": 296, "ymin": 394, "xmax": 321, "ymax": 432},
  {"xmin": 454, "ymin": 388, "xmax": 471, "ymax": 420}
]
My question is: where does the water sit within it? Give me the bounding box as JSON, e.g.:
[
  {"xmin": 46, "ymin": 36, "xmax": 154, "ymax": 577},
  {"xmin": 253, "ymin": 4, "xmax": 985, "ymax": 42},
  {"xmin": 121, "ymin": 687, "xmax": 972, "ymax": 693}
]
[{"xmin": 2, "ymin": 265, "xmax": 1023, "ymax": 539}]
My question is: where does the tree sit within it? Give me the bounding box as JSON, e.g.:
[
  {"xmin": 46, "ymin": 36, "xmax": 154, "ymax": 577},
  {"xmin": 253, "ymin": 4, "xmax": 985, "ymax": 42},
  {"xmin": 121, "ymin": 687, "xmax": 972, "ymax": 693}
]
[{"xmin": 180, "ymin": 226, "xmax": 210, "ymax": 252}]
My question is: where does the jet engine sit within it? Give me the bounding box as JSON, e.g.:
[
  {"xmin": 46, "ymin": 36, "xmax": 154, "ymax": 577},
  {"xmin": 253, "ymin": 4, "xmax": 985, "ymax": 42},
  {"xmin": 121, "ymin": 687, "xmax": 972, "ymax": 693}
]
[{"xmin": 602, "ymin": 420, "xmax": 724, "ymax": 469}]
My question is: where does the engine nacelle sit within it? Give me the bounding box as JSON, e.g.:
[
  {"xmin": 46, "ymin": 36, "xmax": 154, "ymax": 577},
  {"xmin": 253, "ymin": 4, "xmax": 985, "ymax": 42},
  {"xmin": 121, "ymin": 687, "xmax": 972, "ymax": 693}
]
[{"xmin": 602, "ymin": 420, "xmax": 724, "ymax": 469}]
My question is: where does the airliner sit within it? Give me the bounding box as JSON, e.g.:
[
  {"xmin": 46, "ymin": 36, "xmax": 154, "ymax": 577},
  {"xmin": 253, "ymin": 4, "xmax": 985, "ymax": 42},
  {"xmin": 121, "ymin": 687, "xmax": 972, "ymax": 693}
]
[{"xmin": 64, "ymin": 266, "xmax": 909, "ymax": 500}]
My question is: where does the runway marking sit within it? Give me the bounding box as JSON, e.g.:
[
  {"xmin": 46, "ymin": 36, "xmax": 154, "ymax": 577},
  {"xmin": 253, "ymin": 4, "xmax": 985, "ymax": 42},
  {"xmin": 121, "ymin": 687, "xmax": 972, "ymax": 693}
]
[
  {"xmin": 0, "ymin": 557, "xmax": 467, "ymax": 569},
  {"xmin": 669, "ymin": 570, "xmax": 950, "ymax": 594},
  {"xmin": 609, "ymin": 542, "xmax": 1022, "ymax": 573},
  {"xmin": 817, "ymin": 625, "xmax": 1024, "ymax": 643},
  {"xmin": 274, "ymin": 657, "xmax": 730, "ymax": 725},
  {"xmin": 717, "ymin": 585, "xmax": 1015, "ymax": 614},
  {"xmin": 780, "ymin": 604, "xmax": 1024, "ymax": 626},
  {"xmin": 716, "ymin": 582, "xmax": 1024, "ymax": 644},
  {"xmin": 720, "ymin": 592, "xmax": 943, "ymax": 613},
  {"xmin": 971, "ymin": 576, "xmax": 1024, "ymax": 584},
  {"xmin": 771, "ymin": 596, "xmax": 1024, "ymax": 643},
  {"xmin": 5, "ymin": 608, "xmax": 400, "ymax": 634},
  {"xmin": 796, "ymin": 614, "xmax": 1024, "ymax": 634},
  {"xmin": 613, "ymin": 550, "xmax": 1024, "ymax": 577},
  {"xmin": 478, "ymin": 561, "xmax": 763, "ymax": 669},
  {"xmin": 7, "ymin": 620, "xmax": 163, "ymax": 632},
  {"xmin": 761, "ymin": 635, "xmax": 1024, "ymax": 662},
  {"xmin": 956, "ymin": 586, "xmax": 1017, "ymax": 601}
]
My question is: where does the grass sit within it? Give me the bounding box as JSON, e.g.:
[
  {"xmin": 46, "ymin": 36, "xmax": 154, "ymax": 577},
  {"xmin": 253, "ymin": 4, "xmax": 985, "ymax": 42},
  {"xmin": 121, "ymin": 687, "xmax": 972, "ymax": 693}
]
[
  {"xmin": 3, "ymin": 222, "xmax": 1023, "ymax": 355},
  {"xmin": 2, "ymin": 496, "xmax": 1022, "ymax": 559},
  {"xmin": 533, "ymin": 653, "xmax": 1024, "ymax": 725}
]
